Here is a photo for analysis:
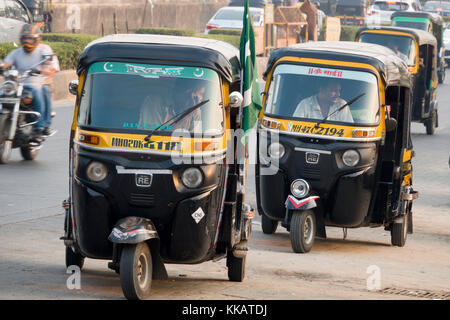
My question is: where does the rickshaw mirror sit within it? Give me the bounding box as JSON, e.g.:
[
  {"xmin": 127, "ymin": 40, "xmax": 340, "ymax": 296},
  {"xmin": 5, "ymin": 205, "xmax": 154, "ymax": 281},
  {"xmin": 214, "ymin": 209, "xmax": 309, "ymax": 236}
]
[
  {"xmin": 385, "ymin": 118, "xmax": 398, "ymax": 132},
  {"xmin": 69, "ymin": 80, "xmax": 79, "ymax": 96},
  {"xmin": 229, "ymin": 91, "xmax": 243, "ymax": 108}
]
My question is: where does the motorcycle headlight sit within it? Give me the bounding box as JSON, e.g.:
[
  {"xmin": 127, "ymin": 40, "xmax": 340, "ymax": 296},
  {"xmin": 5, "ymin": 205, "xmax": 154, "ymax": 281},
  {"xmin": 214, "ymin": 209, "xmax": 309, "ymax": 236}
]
[
  {"xmin": 1, "ymin": 81, "xmax": 17, "ymax": 96},
  {"xmin": 291, "ymin": 179, "xmax": 310, "ymax": 199},
  {"xmin": 342, "ymin": 150, "xmax": 360, "ymax": 167},
  {"xmin": 268, "ymin": 142, "xmax": 285, "ymax": 159},
  {"xmin": 182, "ymin": 167, "xmax": 203, "ymax": 189},
  {"xmin": 86, "ymin": 161, "xmax": 108, "ymax": 182}
]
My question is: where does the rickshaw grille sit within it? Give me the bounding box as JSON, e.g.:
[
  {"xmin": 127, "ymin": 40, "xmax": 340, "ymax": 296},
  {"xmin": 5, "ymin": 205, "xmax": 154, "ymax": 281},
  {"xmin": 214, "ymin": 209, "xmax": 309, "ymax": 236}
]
[{"xmin": 129, "ymin": 193, "xmax": 155, "ymax": 207}]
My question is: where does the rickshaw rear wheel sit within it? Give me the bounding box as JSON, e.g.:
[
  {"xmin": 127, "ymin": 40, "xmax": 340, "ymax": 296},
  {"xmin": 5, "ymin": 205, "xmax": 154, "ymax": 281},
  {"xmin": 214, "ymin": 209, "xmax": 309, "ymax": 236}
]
[
  {"xmin": 425, "ymin": 111, "xmax": 437, "ymax": 135},
  {"xmin": 227, "ymin": 251, "xmax": 246, "ymax": 282},
  {"xmin": 20, "ymin": 145, "xmax": 40, "ymax": 161},
  {"xmin": 391, "ymin": 212, "xmax": 408, "ymax": 247},
  {"xmin": 0, "ymin": 141, "xmax": 12, "ymax": 164},
  {"xmin": 261, "ymin": 214, "xmax": 278, "ymax": 234},
  {"xmin": 290, "ymin": 210, "xmax": 316, "ymax": 253},
  {"xmin": 65, "ymin": 246, "xmax": 85, "ymax": 269},
  {"xmin": 119, "ymin": 242, "xmax": 153, "ymax": 300}
]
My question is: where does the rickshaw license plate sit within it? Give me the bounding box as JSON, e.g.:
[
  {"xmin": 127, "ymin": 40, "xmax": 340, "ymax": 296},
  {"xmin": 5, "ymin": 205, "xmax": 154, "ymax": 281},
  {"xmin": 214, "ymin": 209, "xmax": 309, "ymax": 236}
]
[
  {"xmin": 306, "ymin": 152, "xmax": 320, "ymax": 164},
  {"xmin": 135, "ymin": 174, "xmax": 153, "ymax": 187}
]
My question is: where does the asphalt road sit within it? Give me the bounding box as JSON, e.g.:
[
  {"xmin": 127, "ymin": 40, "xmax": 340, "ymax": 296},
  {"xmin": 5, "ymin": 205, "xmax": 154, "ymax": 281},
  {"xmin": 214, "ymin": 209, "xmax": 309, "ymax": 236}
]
[{"xmin": 0, "ymin": 76, "xmax": 449, "ymax": 300}]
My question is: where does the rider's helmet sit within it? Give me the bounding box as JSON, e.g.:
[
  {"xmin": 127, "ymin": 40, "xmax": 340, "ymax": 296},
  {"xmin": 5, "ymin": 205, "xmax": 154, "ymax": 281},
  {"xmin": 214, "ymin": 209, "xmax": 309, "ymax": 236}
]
[{"xmin": 20, "ymin": 24, "xmax": 42, "ymax": 54}]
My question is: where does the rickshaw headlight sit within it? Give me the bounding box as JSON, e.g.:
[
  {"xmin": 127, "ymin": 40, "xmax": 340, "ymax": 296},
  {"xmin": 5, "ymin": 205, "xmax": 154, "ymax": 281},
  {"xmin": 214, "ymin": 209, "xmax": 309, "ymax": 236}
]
[
  {"xmin": 291, "ymin": 179, "xmax": 310, "ymax": 199},
  {"xmin": 182, "ymin": 167, "xmax": 203, "ymax": 189},
  {"xmin": 268, "ymin": 142, "xmax": 285, "ymax": 159},
  {"xmin": 86, "ymin": 161, "xmax": 108, "ymax": 182},
  {"xmin": 342, "ymin": 150, "xmax": 360, "ymax": 167}
]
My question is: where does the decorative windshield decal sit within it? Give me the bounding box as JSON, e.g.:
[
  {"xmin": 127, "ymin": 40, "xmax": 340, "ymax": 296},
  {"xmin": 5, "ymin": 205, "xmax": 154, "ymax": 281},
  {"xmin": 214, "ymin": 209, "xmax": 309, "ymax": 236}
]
[{"xmin": 88, "ymin": 62, "xmax": 215, "ymax": 81}]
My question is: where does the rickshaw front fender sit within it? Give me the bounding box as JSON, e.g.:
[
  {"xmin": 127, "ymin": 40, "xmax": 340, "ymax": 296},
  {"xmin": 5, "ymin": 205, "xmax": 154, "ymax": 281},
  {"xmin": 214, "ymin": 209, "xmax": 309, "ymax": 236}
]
[
  {"xmin": 285, "ymin": 195, "xmax": 320, "ymax": 211},
  {"xmin": 108, "ymin": 217, "xmax": 159, "ymax": 244}
]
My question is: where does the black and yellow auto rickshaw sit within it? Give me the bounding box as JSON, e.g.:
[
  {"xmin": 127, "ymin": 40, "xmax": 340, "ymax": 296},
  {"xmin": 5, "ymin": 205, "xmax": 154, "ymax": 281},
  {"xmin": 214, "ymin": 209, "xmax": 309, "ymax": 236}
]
[
  {"xmin": 255, "ymin": 41, "xmax": 418, "ymax": 253},
  {"xmin": 356, "ymin": 26, "xmax": 439, "ymax": 135},
  {"xmin": 392, "ymin": 11, "xmax": 446, "ymax": 83},
  {"xmin": 61, "ymin": 34, "xmax": 252, "ymax": 300},
  {"xmin": 22, "ymin": 0, "xmax": 53, "ymax": 33}
]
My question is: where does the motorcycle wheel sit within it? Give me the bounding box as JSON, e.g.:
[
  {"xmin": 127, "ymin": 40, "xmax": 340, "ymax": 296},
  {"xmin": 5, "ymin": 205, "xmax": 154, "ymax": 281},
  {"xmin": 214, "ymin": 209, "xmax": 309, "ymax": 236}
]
[
  {"xmin": 65, "ymin": 246, "xmax": 85, "ymax": 269},
  {"xmin": 261, "ymin": 213, "xmax": 278, "ymax": 234},
  {"xmin": 0, "ymin": 141, "xmax": 12, "ymax": 164},
  {"xmin": 227, "ymin": 251, "xmax": 246, "ymax": 282},
  {"xmin": 20, "ymin": 145, "xmax": 40, "ymax": 161},
  {"xmin": 290, "ymin": 210, "xmax": 316, "ymax": 254},
  {"xmin": 120, "ymin": 243, "xmax": 152, "ymax": 300}
]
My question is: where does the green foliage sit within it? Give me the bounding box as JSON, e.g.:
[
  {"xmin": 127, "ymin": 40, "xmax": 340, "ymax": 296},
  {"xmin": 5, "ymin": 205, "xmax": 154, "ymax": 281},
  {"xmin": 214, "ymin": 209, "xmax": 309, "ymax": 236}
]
[
  {"xmin": 134, "ymin": 27, "xmax": 196, "ymax": 37},
  {"xmin": 0, "ymin": 33, "xmax": 99, "ymax": 70},
  {"xmin": 208, "ymin": 29, "xmax": 242, "ymax": 37}
]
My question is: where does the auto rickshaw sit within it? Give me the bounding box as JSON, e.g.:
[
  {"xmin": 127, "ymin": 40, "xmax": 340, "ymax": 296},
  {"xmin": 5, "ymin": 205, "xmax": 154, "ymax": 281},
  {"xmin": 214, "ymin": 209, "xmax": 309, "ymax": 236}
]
[
  {"xmin": 255, "ymin": 41, "xmax": 418, "ymax": 253},
  {"xmin": 356, "ymin": 26, "xmax": 439, "ymax": 135},
  {"xmin": 22, "ymin": 0, "xmax": 53, "ymax": 33},
  {"xmin": 392, "ymin": 11, "xmax": 446, "ymax": 83},
  {"xmin": 61, "ymin": 34, "xmax": 252, "ymax": 300}
]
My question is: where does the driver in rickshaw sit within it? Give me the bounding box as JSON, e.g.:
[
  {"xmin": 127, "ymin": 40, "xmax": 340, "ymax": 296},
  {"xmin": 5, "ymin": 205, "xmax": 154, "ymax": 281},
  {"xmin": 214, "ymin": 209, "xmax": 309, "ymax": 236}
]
[
  {"xmin": 387, "ymin": 40, "xmax": 409, "ymax": 63},
  {"xmin": 293, "ymin": 78, "xmax": 354, "ymax": 122}
]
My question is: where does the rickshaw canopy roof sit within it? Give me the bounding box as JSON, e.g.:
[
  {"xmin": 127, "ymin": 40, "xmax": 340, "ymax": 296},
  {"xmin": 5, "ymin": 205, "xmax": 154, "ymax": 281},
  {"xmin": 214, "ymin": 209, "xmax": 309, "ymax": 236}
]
[
  {"xmin": 77, "ymin": 34, "xmax": 241, "ymax": 83},
  {"xmin": 356, "ymin": 26, "xmax": 438, "ymax": 47},
  {"xmin": 391, "ymin": 11, "xmax": 444, "ymax": 26},
  {"xmin": 264, "ymin": 41, "xmax": 411, "ymax": 88}
]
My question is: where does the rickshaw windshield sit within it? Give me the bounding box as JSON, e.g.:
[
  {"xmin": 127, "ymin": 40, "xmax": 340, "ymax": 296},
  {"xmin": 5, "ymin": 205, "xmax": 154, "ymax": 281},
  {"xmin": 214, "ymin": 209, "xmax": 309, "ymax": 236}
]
[
  {"xmin": 359, "ymin": 34, "xmax": 416, "ymax": 66},
  {"xmin": 264, "ymin": 64, "xmax": 380, "ymax": 125},
  {"xmin": 393, "ymin": 20, "xmax": 429, "ymax": 31},
  {"xmin": 78, "ymin": 62, "xmax": 224, "ymax": 135}
]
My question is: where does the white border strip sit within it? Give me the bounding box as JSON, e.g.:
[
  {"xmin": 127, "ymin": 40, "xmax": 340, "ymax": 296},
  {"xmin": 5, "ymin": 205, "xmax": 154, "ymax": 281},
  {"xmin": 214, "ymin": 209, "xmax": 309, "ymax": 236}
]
[
  {"xmin": 294, "ymin": 147, "xmax": 332, "ymax": 155},
  {"xmin": 116, "ymin": 166, "xmax": 172, "ymax": 175},
  {"xmin": 261, "ymin": 128, "xmax": 382, "ymax": 142}
]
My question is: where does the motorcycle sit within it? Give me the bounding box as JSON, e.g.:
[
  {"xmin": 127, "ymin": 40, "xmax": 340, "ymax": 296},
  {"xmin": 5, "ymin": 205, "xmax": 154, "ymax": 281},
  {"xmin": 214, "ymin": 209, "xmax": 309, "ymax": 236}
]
[{"xmin": 0, "ymin": 55, "xmax": 53, "ymax": 164}]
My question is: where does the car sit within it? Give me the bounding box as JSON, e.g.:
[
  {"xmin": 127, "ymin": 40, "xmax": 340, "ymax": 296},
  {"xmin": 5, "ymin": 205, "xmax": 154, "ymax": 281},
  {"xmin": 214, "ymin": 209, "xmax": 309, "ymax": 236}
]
[
  {"xmin": 0, "ymin": 0, "xmax": 33, "ymax": 42},
  {"xmin": 423, "ymin": 1, "xmax": 450, "ymax": 17},
  {"xmin": 365, "ymin": 0, "xmax": 418, "ymax": 25},
  {"xmin": 204, "ymin": 6, "xmax": 264, "ymax": 34},
  {"xmin": 444, "ymin": 24, "xmax": 450, "ymax": 63}
]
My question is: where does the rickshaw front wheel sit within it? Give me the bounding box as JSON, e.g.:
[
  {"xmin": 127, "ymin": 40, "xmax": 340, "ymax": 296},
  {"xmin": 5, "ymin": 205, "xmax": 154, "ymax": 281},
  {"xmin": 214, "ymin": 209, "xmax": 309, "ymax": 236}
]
[
  {"xmin": 119, "ymin": 242, "xmax": 153, "ymax": 300},
  {"xmin": 65, "ymin": 246, "xmax": 85, "ymax": 269},
  {"xmin": 261, "ymin": 214, "xmax": 279, "ymax": 234},
  {"xmin": 227, "ymin": 251, "xmax": 246, "ymax": 282},
  {"xmin": 290, "ymin": 210, "xmax": 316, "ymax": 254},
  {"xmin": 391, "ymin": 211, "xmax": 408, "ymax": 247}
]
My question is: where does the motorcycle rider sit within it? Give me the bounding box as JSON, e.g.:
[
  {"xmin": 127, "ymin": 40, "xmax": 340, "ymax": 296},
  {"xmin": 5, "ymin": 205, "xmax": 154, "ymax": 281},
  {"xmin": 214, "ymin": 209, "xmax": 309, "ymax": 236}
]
[{"xmin": 0, "ymin": 24, "xmax": 58, "ymax": 142}]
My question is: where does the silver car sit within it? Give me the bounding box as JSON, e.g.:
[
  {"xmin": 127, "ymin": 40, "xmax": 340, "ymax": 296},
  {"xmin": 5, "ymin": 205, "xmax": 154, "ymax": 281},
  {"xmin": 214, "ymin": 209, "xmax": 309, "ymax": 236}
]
[
  {"xmin": 205, "ymin": 6, "xmax": 264, "ymax": 34},
  {"xmin": 444, "ymin": 26, "xmax": 450, "ymax": 63},
  {"xmin": 0, "ymin": 0, "xmax": 32, "ymax": 43}
]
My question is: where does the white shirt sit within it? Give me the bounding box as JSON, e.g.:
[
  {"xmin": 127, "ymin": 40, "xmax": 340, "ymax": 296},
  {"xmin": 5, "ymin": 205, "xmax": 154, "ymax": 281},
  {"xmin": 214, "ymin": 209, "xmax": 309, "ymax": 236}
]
[
  {"xmin": 4, "ymin": 44, "xmax": 57, "ymax": 88},
  {"xmin": 293, "ymin": 95, "xmax": 354, "ymax": 123}
]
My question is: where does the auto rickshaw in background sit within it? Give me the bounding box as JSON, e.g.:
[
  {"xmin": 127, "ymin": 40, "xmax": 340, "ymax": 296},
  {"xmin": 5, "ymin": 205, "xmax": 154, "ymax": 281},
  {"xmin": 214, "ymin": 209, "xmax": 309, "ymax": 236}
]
[
  {"xmin": 255, "ymin": 42, "xmax": 418, "ymax": 253},
  {"xmin": 356, "ymin": 26, "xmax": 439, "ymax": 135},
  {"xmin": 392, "ymin": 11, "xmax": 446, "ymax": 83},
  {"xmin": 22, "ymin": 0, "xmax": 53, "ymax": 33},
  {"xmin": 61, "ymin": 34, "xmax": 252, "ymax": 300}
]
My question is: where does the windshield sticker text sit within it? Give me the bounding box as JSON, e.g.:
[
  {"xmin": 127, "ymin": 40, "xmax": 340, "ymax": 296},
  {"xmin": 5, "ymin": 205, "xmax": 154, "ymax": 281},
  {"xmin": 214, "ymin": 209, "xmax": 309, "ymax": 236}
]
[
  {"xmin": 289, "ymin": 124, "xmax": 344, "ymax": 137},
  {"xmin": 126, "ymin": 64, "xmax": 184, "ymax": 76},
  {"xmin": 308, "ymin": 67, "xmax": 343, "ymax": 78},
  {"xmin": 111, "ymin": 137, "xmax": 181, "ymax": 151}
]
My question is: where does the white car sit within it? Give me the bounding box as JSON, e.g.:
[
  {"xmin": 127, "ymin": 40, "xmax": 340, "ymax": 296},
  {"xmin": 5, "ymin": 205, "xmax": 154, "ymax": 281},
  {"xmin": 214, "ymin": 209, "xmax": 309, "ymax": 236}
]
[
  {"xmin": 204, "ymin": 6, "xmax": 264, "ymax": 34},
  {"xmin": 444, "ymin": 26, "xmax": 450, "ymax": 63},
  {"xmin": 0, "ymin": 0, "xmax": 32, "ymax": 43},
  {"xmin": 365, "ymin": 0, "xmax": 416, "ymax": 25}
]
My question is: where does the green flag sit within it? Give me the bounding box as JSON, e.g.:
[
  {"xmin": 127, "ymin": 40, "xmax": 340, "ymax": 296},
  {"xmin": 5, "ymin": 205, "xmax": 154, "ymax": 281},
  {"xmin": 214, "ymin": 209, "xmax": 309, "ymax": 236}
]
[{"xmin": 240, "ymin": 0, "xmax": 262, "ymax": 141}]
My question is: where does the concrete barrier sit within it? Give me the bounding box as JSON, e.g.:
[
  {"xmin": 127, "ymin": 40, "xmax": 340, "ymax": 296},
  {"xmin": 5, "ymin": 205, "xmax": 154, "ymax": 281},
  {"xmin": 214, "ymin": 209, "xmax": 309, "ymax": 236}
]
[{"xmin": 52, "ymin": 0, "xmax": 229, "ymax": 35}]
